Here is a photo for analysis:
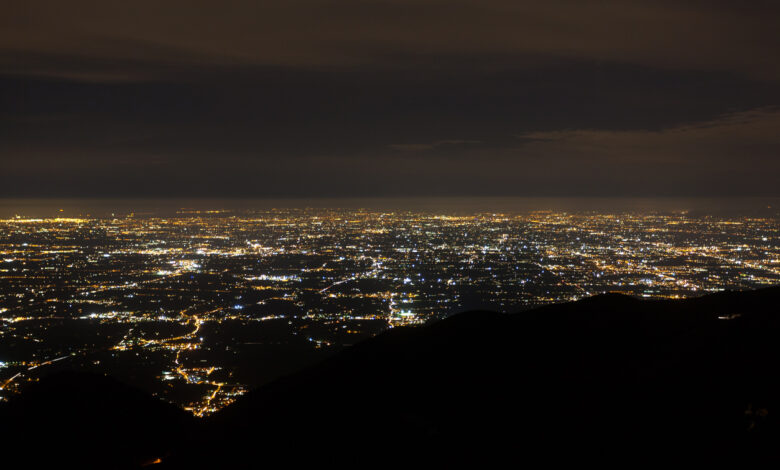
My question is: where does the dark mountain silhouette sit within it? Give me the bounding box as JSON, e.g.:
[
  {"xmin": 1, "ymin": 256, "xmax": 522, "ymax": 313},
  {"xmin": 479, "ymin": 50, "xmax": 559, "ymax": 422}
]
[
  {"xmin": 3, "ymin": 287, "xmax": 780, "ymax": 467},
  {"xmin": 0, "ymin": 371, "xmax": 198, "ymax": 468},
  {"xmin": 180, "ymin": 286, "xmax": 780, "ymax": 467}
]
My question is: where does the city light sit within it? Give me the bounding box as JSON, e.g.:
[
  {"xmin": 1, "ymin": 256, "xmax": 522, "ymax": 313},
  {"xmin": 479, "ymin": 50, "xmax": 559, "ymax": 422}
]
[{"xmin": 0, "ymin": 208, "xmax": 778, "ymax": 413}]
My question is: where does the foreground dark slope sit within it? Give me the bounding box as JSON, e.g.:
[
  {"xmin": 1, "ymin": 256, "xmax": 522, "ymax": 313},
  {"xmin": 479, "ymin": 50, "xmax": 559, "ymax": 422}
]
[
  {"xmin": 3, "ymin": 287, "xmax": 780, "ymax": 467},
  {"xmin": 170, "ymin": 286, "xmax": 780, "ymax": 467},
  {"xmin": 0, "ymin": 371, "xmax": 198, "ymax": 468}
]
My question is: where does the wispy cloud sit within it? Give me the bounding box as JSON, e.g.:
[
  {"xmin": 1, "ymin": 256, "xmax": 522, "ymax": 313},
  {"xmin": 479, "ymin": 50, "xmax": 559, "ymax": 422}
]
[
  {"xmin": 514, "ymin": 107, "xmax": 780, "ymax": 164},
  {"xmin": 389, "ymin": 140, "xmax": 482, "ymax": 152}
]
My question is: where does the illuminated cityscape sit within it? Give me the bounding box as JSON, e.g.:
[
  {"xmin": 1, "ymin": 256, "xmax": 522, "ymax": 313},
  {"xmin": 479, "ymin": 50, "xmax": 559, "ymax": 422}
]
[{"xmin": 1, "ymin": 207, "xmax": 779, "ymax": 415}]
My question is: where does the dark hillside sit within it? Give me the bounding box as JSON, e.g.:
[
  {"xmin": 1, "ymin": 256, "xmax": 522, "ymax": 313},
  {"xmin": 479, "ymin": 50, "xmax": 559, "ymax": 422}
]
[
  {"xmin": 179, "ymin": 286, "xmax": 780, "ymax": 466},
  {"xmin": 4, "ymin": 287, "xmax": 780, "ymax": 467},
  {"xmin": 0, "ymin": 371, "xmax": 198, "ymax": 468}
]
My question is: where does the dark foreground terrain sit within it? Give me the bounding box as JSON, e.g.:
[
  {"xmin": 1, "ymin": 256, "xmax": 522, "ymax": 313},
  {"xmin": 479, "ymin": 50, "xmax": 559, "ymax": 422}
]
[{"xmin": 3, "ymin": 287, "xmax": 780, "ymax": 467}]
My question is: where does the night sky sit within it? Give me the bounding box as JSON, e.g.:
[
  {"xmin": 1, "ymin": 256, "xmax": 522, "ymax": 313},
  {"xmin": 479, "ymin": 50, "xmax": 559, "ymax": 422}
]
[{"xmin": 3, "ymin": 1, "xmax": 780, "ymax": 198}]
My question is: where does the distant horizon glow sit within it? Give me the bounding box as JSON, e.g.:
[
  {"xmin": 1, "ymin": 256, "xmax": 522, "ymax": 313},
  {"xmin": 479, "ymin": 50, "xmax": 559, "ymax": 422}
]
[{"xmin": 0, "ymin": 196, "xmax": 779, "ymax": 219}]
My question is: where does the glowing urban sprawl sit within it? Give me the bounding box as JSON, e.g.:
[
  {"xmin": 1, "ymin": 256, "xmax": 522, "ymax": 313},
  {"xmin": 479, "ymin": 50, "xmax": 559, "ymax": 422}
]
[{"xmin": 1, "ymin": 209, "xmax": 778, "ymax": 415}]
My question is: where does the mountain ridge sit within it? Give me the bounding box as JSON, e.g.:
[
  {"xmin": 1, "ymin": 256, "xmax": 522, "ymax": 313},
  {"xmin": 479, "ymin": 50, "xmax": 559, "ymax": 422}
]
[{"xmin": 3, "ymin": 286, "xmax": 780, "ymax": 467}]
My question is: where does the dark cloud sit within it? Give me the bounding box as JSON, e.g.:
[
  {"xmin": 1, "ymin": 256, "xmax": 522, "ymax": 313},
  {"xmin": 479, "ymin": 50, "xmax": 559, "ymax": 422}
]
[
  {"xmin": 4, "ymin": 1, "xmax": 780, "ymax": 79},
  {"xmin": 1, "ymin": 1, "xmax": 779, "ymax": 197},
  {"xmin": 389, "ymin": 140, "xmax": 482, "ymax": 152}
]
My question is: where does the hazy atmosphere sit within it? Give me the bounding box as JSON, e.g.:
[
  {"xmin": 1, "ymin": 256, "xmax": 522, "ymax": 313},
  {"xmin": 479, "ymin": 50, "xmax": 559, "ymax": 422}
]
[{"xmin": 3, "ymin": 1, "xmax": 780, "ymax": 197}]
